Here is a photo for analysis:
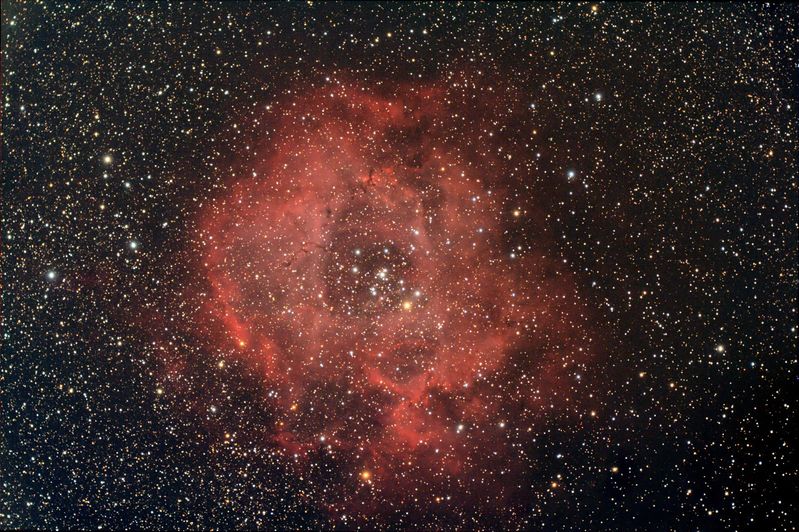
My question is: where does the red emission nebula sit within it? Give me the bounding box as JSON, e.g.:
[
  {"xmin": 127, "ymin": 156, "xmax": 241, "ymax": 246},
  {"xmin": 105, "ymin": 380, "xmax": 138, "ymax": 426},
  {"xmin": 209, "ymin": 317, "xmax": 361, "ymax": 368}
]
[{"xmin": 194, "ymin": 80, "xmax": 595, "ymax": 510}]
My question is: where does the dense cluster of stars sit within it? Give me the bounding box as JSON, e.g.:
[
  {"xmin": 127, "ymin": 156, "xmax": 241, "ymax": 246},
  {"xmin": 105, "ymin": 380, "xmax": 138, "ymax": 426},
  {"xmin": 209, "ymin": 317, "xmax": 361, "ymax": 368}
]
[{"xmin": 2, "ymin": 2, "xmax": 796, "ymax": 530}]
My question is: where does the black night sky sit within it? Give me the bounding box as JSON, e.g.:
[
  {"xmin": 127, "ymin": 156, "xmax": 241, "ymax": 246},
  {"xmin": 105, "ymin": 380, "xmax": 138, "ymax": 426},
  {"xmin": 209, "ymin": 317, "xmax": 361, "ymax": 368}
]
[{"xmin": 2, "ymin": 2, "xmax": 796, "ymax": 529}]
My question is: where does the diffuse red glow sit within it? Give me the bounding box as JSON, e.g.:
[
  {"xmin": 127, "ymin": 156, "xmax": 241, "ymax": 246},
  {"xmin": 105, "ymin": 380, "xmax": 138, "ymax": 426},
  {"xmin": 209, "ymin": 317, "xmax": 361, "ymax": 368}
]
[{"xmin": 196, "ymin": 81, "xmax": 594, "ymax": 509}]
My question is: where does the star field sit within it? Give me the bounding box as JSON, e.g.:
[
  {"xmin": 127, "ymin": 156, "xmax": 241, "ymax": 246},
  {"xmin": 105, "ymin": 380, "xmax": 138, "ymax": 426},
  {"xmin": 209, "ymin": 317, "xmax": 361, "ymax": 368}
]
[{"xmin": 2, "ymin": 2, "xmax": 797, "ymax": 530}]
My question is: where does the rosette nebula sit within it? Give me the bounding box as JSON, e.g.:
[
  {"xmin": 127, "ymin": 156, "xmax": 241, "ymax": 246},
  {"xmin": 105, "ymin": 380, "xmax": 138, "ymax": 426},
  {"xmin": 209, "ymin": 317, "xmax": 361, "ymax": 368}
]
[{"xmin": 197, "ymin": 82, "xmax": 595, "ymax": 515}]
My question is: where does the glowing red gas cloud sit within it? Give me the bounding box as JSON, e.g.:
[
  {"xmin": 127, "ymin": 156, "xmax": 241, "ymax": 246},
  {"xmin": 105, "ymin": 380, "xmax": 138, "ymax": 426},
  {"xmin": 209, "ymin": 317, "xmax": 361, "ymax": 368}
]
[{"xmin": 194, "ymin": 80, "xmax": 595, "ymax": 512}]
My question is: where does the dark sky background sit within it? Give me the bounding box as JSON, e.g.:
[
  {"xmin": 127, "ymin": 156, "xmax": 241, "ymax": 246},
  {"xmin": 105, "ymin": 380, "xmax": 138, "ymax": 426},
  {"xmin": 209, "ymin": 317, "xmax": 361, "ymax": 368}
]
[{"xmin": 2, "ymin": 2, "xmax": 796, "ymax": 530}]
